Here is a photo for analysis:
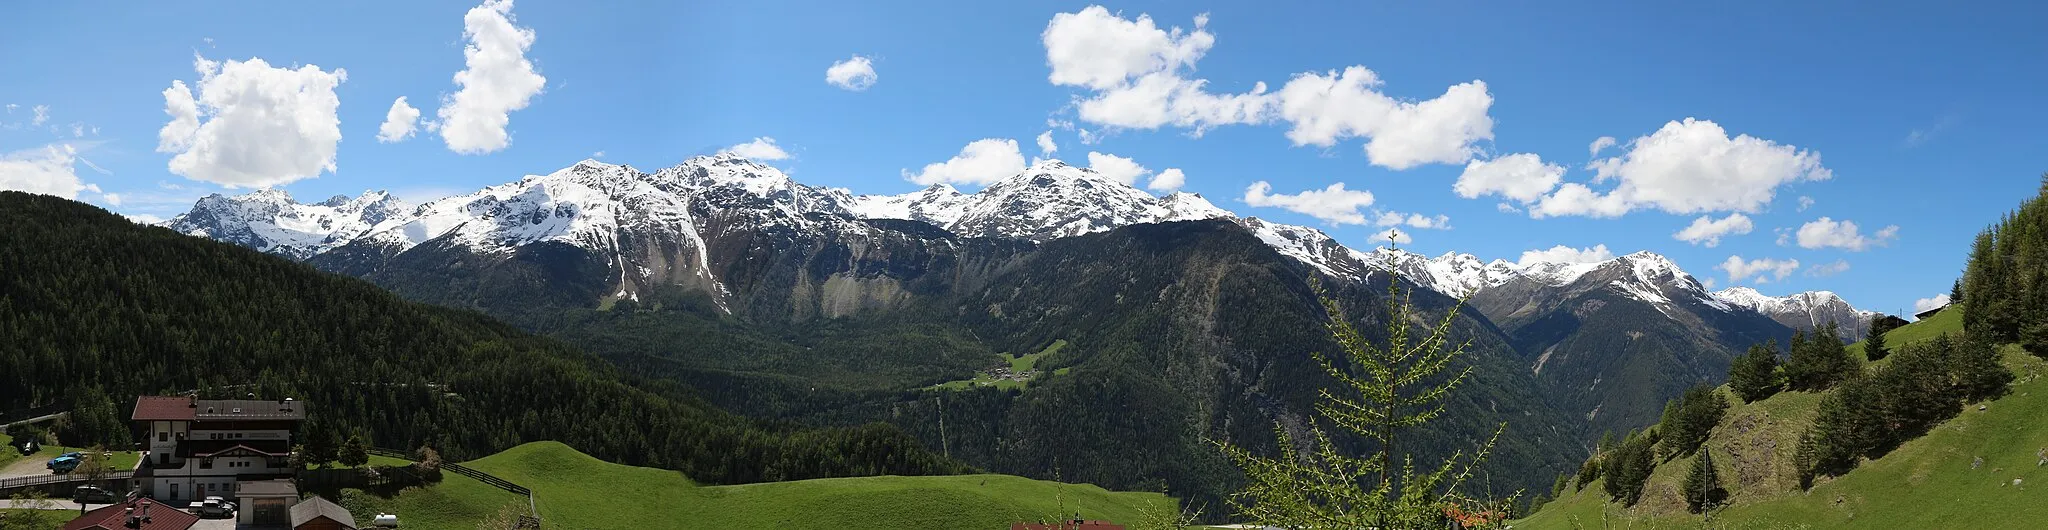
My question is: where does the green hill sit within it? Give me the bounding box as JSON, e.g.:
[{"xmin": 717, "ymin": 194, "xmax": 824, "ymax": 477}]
[
  {"xmin": 353, "ymin": 441, "xmax": 1175, "ymax": 530},
  {"xmin": 1517, "ymin": 308, "xmax": 2048, "ymax": 528}
]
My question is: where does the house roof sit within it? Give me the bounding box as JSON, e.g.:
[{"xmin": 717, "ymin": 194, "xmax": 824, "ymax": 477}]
[
  {"xmin": 289, "ymin": 495, "xmax": 357, "ymax": 529},
  {"xmin": 235, "ymin": 478, "xmax": 299, "ymax": 497},
  {"xmin": 132, "ymin": 396, "xmax": 196, "ymax": 421},
  {"xmin": 131, "ymin": 397, "xmax": 309, "ymax": 422},
  {"xmin": 63, "ymin": 499, "xmax": 199, "ymax": 530}
]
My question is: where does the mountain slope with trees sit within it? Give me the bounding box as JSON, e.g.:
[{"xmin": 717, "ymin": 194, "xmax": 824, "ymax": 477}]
[{"xmin": 0, "ymin": 191, "xmax": 965, "ymax": 485}]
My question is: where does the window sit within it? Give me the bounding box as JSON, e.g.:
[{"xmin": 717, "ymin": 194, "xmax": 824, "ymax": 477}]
[
  {"xmin": 200, "ymin": 459, "xmax": 211, "ymax": 470},
  {"xmin": 158, "ymin": 432, "xmax": 167, "ymax": 442}
]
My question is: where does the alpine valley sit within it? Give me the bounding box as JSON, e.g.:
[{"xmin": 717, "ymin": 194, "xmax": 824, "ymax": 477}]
[{"xmin": 164, "ymin": 155, "xmax": 1885, "ymax": 506}]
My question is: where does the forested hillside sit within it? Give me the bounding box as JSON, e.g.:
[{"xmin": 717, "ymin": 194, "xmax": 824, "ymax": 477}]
[{"xmin": 0, "ymin": 191, "xmax": 965, "ymax": 484}]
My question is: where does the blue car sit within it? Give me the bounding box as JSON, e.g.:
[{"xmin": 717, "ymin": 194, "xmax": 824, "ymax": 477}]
[{"xmin": 46, "ymin": 455, "xmax": 80, "ymax": 474}]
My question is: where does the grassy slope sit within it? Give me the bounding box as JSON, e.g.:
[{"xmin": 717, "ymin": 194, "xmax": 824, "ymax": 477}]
[
  {"xmin": 363, "ymin": 441, "xmax": 1173, "ymax": 530},
  {"xmin": 1518, "ymin": 307, "xmax": 2048, "ymax": 529},
  {"xmin": 331, "ymin": 455, "xmax": 530, "ymax": 530},
  {"xmin": 5, "ymin": 445, "xmax": 143, "ymax": 475}
]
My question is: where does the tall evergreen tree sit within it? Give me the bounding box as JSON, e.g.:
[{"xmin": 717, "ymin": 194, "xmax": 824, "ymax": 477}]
[
  {"xmin": 1657, "ymin": 386, "xmax": 1728, "ymax": 460},
  {"xmin": 1682, "ymin": 447, "xmax": 1726, "ymax": 513},
  {"xmin": 1728, "ymin": 341, "xmax": 1784, "ymax": 403},
  {"xmin": 1865, "ymin": 316, "xmax": 1891, "ymax": 361},
  {"xmin": 1787, "ymin": 322, "xmax": 1854, "ymax": 391},
  {"xmin": 1601, "ymin": 432, "xmax": 1656, "ymax": 506}
]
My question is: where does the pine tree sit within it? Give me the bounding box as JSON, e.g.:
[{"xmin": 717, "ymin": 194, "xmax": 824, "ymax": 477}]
[
  {"xmin": 1952, "ymin": 277, "xmax": 1964, "ymax": 304},
  {"xmin": 1793, "ymin": 429, "xmax": 1818, "ymax": 489},
  {"xmin": 1682, "ymin": 447, "xmax": 1725, "ymax": 513},
  {"xmin": 1602, "ymin": 433, "xmax": 1656, "ymax": 506},
  {"xmin": 1216, "ymin": 279, "xmax": 1504, "ymax": 528},
  {"xmin": 1657, "ymin": 386, "xmax": 1729, "ymax": 460},
  {"xmin": 1787, "ymin": 322, "xmax": 1854, "ymax": 391},
  {"xmin": 339, "ymin": 433, "xmax": 370, "ymax": 468},
  {"xmin": 1865, "ymin": 317, "xmax": 1891, "ymax": 361},
  {"xmin": 1728, "ymin": 341, "xmax": 1784, "ymax": 403}
]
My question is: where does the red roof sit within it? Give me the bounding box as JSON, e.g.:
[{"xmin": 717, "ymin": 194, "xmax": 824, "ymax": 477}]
[
  {"xmin": 132, "ymin": 396, "xmax": 196, "ymax": 421},
  {"xmin": 63, "ymin": 499, "xmax": 198, "ymax": 530}
]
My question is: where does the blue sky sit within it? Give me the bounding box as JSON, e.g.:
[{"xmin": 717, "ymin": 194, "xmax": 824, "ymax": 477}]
[{"xmin": 3, "ymin": 0, "xmax": 2043, "ymax": 315}]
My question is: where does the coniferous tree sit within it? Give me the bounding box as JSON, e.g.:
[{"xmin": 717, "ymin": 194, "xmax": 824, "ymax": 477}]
[
  {"xmin": 1865, "ymin": 317, "xmax": 1891, "ymax": 361},
  {"xmin": 1728, "ymin": 341, "xmax": 1784, "ymax": 403},
  {"xmin": 1601, "ymin": 432, "xmax": 1656, "ymax": 506},
  {"xmin": 1949, "ymin": 333, "xmax": 2015, "ymax": 402},
  {"xmin": 1682, "ymin": 447, "xmax": 1725, "ymax": 513},
  {"xmin": 1787, "ymin": 322, "xmax": 1854, "ymax": 391},
  {"xmin": 1952, "ymin": 278, "xmax": 1964, "ymax": 305},
  {"xmin": 1793, "ymin": 429, "xmax": 1818, "ymax": 489},
  {"xmin": 339, "ymin": 433, "xmax": 370, "ymax": 468},
  {"xmin": 1216, "ymin": 280, "xmax": 1504, "ymax": 528},
  {"xmin": 1657, "ymin": 386, "xmax": 1728, "ymax": 460}
]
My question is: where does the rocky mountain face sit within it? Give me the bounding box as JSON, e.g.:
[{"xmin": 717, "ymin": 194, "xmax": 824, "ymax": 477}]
[
  {"xmin": 1712, "ymin": 287, "xmax": 1883, "ymax": 341},
  {"xmin": 165, "ymin": 189, "xmax": 409, "ymax": 260},
  {"xmin": 1466, "ymin": 252, "xmax": 1798, "ymax": 433}
]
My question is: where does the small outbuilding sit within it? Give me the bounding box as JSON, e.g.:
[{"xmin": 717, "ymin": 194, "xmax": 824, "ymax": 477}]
[
  {"xmin": 235, "ymin": 478, "xmax": 300, "ymax": 525},
  {"xmin": 289, "ymin": 495, "xmax": 357, "ymax": 530},
  {"xmin": 63, "ymin": 498, "xmax": 199, "ymax": 530}
]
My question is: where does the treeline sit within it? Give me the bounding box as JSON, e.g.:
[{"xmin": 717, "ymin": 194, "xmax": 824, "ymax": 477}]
[
  {"xmin": 1796, "ymin": 333, "xmax": 2010, "ymax": 485},
  {"xmin": 1552, "ymin": 384, "xmax": 1730, "ymax": 508},
  {"xmin": 1962, "ymin": 176, "xmax": 2048, "ymax": 355},
  {"xmin": 0, "ymin": 192, "xmax": 965, "ymax": 483}
]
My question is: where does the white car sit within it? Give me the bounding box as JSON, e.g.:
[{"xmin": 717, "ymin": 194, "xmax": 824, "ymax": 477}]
[{"xmin": 372, "ymin": 513, "xmax": 400, "ymax": 527}]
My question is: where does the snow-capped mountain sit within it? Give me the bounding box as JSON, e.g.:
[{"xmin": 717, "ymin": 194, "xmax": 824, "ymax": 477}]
[
  {"xmin": 1712, "ymin": 287, "xmax": 1882, "ymax": 339},
  {"xmin": 848, "ymin": 160, "xmax": 1231, "ymax": 241},
  {"xmin": 165, "ymin": 189, "xmax": 409, "ymax": 260}
]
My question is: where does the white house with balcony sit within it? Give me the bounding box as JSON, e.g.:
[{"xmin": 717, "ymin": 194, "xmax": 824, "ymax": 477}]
[{"xmin": 131, "ymin": 395, "xmax": 306, "ymax": 525}]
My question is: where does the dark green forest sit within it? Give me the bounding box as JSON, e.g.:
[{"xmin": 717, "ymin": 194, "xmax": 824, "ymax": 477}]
[
  {"xmin": 1963, "ymin": 176, "xmax": 2048, "ymax": 355},
  {"xmin": 0, "ymin": 191, "xmax": 966, "ymax": 484}
]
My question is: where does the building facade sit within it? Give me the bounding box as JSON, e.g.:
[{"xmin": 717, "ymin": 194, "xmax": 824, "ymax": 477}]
[{"xmin": 130, "ymin": 395, "xmax": 306, "ymax": 524}]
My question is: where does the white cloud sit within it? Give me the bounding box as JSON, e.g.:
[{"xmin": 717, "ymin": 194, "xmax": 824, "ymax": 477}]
[
  {"xmin": 904, "ymin": 138, "xmax": 1027, "ymax": 186},
  {"xmin": 377, "ymin": 96, "xmax": 421, "ymax": 143},
  {"xmin": 1147, "ymin": 168, "xmax": 1185, "ymax": 192},
  {"xmin": 156, "ymin": 54, "xmax": 347, "ymax": 188},
  {"xmin": 1718, "ymin": 255, "xmax": 1799, "ymax": 284},
  {"xmin": 723, "ymin": 137, "xmax": 792, "ymax": 161},
  {"xmin": 1035, "ymin": 131, "xmax": 1058, "ymax": 156},
  {"xmin": 1805, "ymin": 259, "xmax": 1850, "ymax": 277},
  {"xmin": 3, "ymin": 104, "xmax": 15, "ymax": 113},
  {"xmin": 1673, "ymin": 213, "xmax": 1754, "ymax": 247},
  {"xmin": 1041, "ymin": 8, "xmax": 1492, "ymax": 169},
  {"xmin": 1374, "ymin": 211, "xmax": 1451, "ymax": 230},
  {"xmin": 30, "ymin": 105, "xmax": 49, "ymax": 126},
  {"xmin": 1086, "ymin": 151, "xmax": 1150, "ymax": 185},
  {"xmin": 0, "ymin": 144, "xmax": 90, "ymax": 199},
  {"xmin": 1274, "ymin": 67, "xmax": 1494, "ymax": 169},
  {"xmin": 1368, "ymin": 228, "xmax": 1413, "ymax": 245},
  {"xmin": 1530, "ymin": 119, "xmax": 1831, "ymax": 218},
  {"xmin": 100, "ymin": 192, "xmax": 121, "ymax": 206},
  {"xmin": 1702, "ymin": 277, "xmax": 1718, "ymax": 290},
  {"xmin": 1797, "ymin": 195, "xmax": 1814, "ymax": 212},
  {"xmin": 1794, "ymin": 217, "xmax": 1898, "ymax": 251},
  {"xmin": 1914, "ymin": 293, "xmax": 1951, "ymax": 314},
  {"xmin": 124, "ymin": 213, "xmax": 165, "ymax": 225},
  {"xmin": 435, "ymin": 0, "xmax": 546, "ymax": 155},
  {"xmin": 1588, "ymin": 136, "xmax": 1616, "ymax": 157},
  {"xmin": 1517, "ymin": 244, "xmax": 1614, "ymax": 267},
  {"xmin": 825, "ymin": 55, "xmax": 878, "ymax": 91},
  {"xmin": 1241, "ymin": 181, "xmax": 1376, "ymax": 225},
  {"xmin": 1454, "ymin": 153, "xmax": 1563, "ymax": 203}
]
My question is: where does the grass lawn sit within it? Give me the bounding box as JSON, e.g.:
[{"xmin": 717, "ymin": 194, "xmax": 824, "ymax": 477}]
[
  {"xmin": 0, "ymin": 508, "xmax": 64, "ymax": 530},
  {"xmin": 418, "ymin": 441, "xmax": 1174, "ymax": 530},
  {"xmin": 931, "ymin": 339, "xmax": 1068, "ymax": 391},
  {"xmin": 1516, "ymin": 307, "xmax": 2048, "ymax": 529},
  {"xmin": 322, "ymin": 455, "xmax": 530, "ymax": 530},
  {"xmin": 6, "ymin": 445, "xmax": 143, "ymax": 475}
]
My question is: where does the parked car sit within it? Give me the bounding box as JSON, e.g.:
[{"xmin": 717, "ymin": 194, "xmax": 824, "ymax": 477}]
[
  {"xmin": 372, "ymin": 513, "xmax": 400, "ymax": 528},
  {"xmin": 46, "ymin": 456, "xmax": 79, "ymax": 474},
  {"xmin": 192, "ymin": 496, "xmax": 235, "ymax": 518},
  {"xmin": 72, "ymin": 486, "xmax": 117, "ymax": 503}
]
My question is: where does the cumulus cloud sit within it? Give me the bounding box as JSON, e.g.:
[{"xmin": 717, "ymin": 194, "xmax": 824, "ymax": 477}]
[
  {"xmin": 1794, "ymin": 217, "xmax": 1898, "ymax": 251},
  {"xmin": 1454, "ymin": 153, "xmax": 1563, "ymax": 203},
  {"xmin": 1797, "ymin": 195, "xmax": 1814, "ymax": 212},
  {"xmin": 1041, "ymin": 7, "xmax": 1493, "ymax": 169},
  {"xmin": 723, "ymin": 137, "xmax": 792, "ymax": 161},
  {"xmin": 156, "ymin": 54, "xmax": 347, "ymax": 188},
  {"xmin": 1805, "ymin": 259, "xmax": 1850, "ymax": 277},
  {"xmin": 1368, "ymin": 228, "xmax": 1413, "ymax": 245},
  {"xmin": 1374, "ymin": 211, "xmax": 1451, "ymax": 230},
  {"xmin": 1673, "ymin": 213, "xmax": 1754, "ymax": 247},
  {"xmin": 1241, "ymin": 181, "xmax": 1376, "ymax": 225},
  {"xmin": 904, "ymin": 138, "xmax": 1027, "ymax": 186},
  {"xmin": 1718, "ymin": 255, "xmax": 1799, "ymax": 284},
  {"xmin": 1085, "ymin": 151, "xmax": 1151, "ymax": 185},
  {"xmin": 435, "ymin": 0, "xmax": 546, "ymax": 155},
  {"xmin": 1517, "ymin": 244, "xmax": 1614, "ymax": 267},
  {"xmin": 1914, "ymin": 293, "xmax": 1951, "ymax": 315},
  {"xmin": 1588, "ymin": 136, "xmax": 1616, "ymax": 157},
  {"xmin": 1529, "ymin": 119, "xmax": 1831, "ymax": 218},
  {"xmin": 377, "ymin": 96, "xmax": 421, "ymax": 143},
  {"xmin": 1147, "ymin": 167, "xmax": 1185, "ymax": 192},
  {"xmin": 1274, "ymin": 67, "xmax": 1494, "ymax": 169},
  {"xmin": 1036, "ymin": 131, "xmax": 1058, "ymax": 156},
  {"xmin": 0, "ymin": 144, "xmax": 90, "ymax": 199},
  {"xmin": 825, "ymin": 55, "xmax": 878, "ymax": 91}
]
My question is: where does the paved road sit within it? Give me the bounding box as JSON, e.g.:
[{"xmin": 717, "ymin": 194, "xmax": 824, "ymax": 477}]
[
  {"xmin": 0, "ymin": 498, "xmax": 117, "ymax": 511},
  {"xmin": 0, "ymin": 456, "xmax": 53, "ymax": 481}
]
